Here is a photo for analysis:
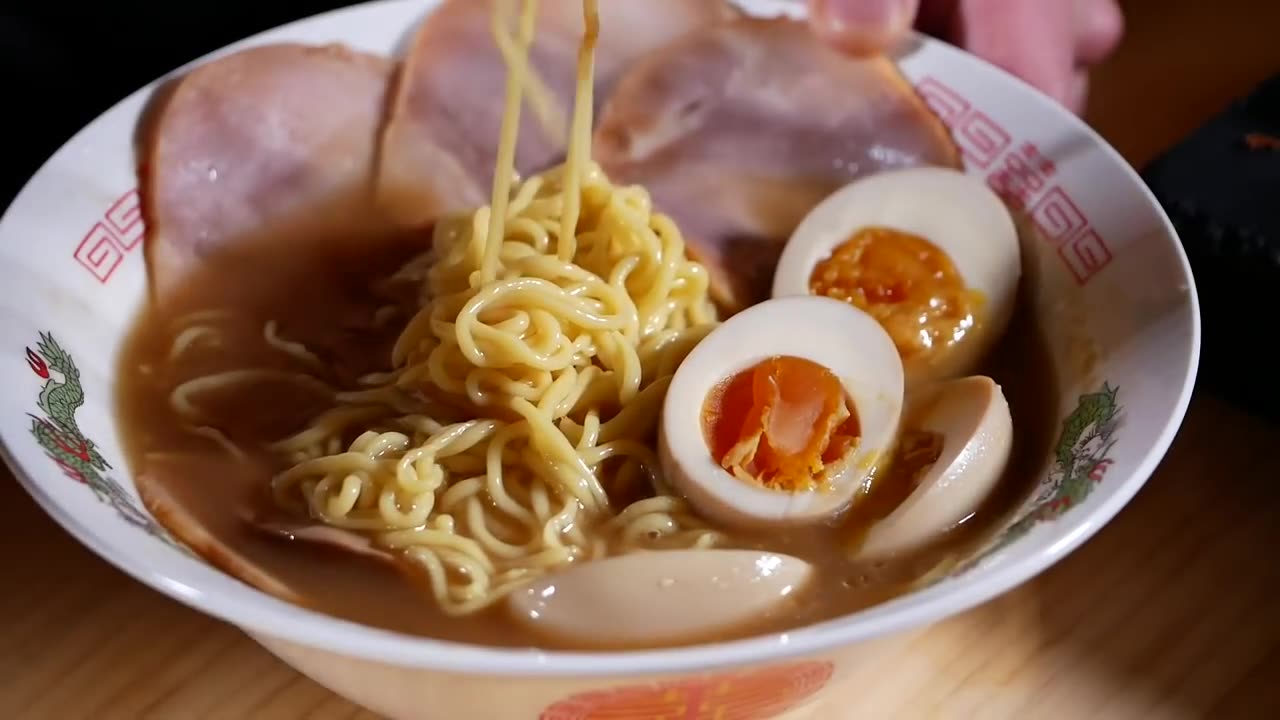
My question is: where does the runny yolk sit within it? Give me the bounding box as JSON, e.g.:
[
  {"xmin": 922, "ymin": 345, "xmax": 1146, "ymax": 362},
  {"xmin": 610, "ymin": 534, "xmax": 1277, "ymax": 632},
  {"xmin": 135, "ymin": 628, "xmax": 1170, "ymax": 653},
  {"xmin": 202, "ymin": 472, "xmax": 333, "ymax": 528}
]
[
  {"xmin": 701, "ymin": 356, "xmax": 861, "ymax": 492},
  {"xmin": 809, "ymin": 227, "xmax": 983, "ymax": 363}
]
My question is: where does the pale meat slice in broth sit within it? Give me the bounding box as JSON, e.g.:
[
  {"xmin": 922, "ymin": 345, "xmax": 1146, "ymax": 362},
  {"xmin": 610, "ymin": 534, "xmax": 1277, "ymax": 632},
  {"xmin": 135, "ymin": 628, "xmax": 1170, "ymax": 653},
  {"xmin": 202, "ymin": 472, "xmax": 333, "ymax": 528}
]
[
  {"xmin": 594, "ymin": 19, "xmax": 962, "ymax": 311},
  {"xmin": 138, "ymin": 452, "xmax": 397, "ymax": 604},
  {"xmin": 250, "ymin": 518, "xmax": 395, "ymax": 566},
  {"xmin": 378, "ymin": 0, "xmax": 735, "ymax": 228},
  {"xmin": 142, "ymin": 44, "xmax": 408, "ymax": 300},
  {"xmin": 136, "ymin": 452, "xmax": 304, "ymax": 604}
]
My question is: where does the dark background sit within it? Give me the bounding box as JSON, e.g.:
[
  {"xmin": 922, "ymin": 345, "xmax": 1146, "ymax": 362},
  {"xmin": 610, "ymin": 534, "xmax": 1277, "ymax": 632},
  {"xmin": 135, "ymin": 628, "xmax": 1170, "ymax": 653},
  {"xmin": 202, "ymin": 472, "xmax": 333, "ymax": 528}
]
[{"xmin": 0, "ymin": 4, "xmax": 357, "ymax": 207}]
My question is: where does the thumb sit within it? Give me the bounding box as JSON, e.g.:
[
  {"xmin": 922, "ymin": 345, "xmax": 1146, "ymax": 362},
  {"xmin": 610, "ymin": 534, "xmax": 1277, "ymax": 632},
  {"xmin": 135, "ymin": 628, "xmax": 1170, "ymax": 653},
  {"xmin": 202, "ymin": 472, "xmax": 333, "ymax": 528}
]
[{"xmin": 809, "ymin": 0, "xmax": 921, "ymax": 56}]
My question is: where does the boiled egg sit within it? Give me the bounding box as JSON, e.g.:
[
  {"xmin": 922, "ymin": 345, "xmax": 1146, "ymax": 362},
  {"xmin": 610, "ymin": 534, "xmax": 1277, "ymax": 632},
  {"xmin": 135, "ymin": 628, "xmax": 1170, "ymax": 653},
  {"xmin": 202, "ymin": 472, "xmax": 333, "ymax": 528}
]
[
  {"xmin": 507, "ymin": 549, "xmax": 812, "ymax": 648},
  {"xmin": 854, "ymin": 375, "xmax": 1013, "ymax": 561},
  {"xmin": 772, "ymin": 166, "xmax": 1021, "ymax": 388},
  {"xmin": 660, "ymin": 295, "xmax": 904, "ymax": 529}
]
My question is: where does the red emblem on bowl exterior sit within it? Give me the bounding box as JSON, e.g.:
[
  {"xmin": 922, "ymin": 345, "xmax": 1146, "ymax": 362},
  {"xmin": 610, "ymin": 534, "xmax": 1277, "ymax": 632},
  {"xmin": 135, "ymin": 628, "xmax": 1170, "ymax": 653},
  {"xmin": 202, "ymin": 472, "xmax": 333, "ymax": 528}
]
[{"xmin": 539, "ymin": 661, "xmax": 835, "ymax": 720}]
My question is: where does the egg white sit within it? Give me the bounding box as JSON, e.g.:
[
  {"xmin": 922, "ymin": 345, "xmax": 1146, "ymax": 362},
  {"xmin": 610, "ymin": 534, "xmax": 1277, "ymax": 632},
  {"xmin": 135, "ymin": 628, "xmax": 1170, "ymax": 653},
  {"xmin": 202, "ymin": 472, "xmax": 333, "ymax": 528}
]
[
  {"xmin": 855, "ymin": 375, "xmax": 1014, "ymax": 560},
  {"xmin": 659, "ymin": 295, "xmax": 904, "ymax": 529},
  {"xmin": 771, "ymin": 166, "xmax": 1021, "ymax": 386}
]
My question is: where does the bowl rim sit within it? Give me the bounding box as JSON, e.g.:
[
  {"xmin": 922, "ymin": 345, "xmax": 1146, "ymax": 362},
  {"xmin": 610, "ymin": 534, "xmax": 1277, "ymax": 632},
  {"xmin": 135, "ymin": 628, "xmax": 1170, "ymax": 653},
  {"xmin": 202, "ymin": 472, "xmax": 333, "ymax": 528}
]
[{"xmin": 0, "ymin": 0, "xmax": 1201, "ymax": 677}]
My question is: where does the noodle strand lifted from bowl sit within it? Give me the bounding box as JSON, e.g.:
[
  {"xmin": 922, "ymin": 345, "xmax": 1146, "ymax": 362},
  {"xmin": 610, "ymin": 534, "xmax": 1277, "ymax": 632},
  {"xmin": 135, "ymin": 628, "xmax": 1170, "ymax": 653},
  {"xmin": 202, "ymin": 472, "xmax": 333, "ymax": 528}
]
[{"xmin": 264, "ymin": 0, "xmax": 723, "ymax": 615}]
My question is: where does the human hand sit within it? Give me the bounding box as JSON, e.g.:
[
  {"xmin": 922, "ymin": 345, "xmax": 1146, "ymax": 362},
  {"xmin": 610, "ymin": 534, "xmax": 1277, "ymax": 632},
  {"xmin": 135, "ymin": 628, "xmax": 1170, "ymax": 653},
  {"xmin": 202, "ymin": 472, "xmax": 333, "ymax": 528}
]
[{"xmin": 808, "ymin": 0, "xmax": 1124, "ymax": 114}]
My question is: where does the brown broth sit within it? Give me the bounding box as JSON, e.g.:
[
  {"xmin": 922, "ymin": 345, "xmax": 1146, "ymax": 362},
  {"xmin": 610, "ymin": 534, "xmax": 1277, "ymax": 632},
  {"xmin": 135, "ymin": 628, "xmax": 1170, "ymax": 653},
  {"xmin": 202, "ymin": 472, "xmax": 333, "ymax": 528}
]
[{"xmin": 116, "ymin": 231, "xmax": 1059, "ymax": 651}]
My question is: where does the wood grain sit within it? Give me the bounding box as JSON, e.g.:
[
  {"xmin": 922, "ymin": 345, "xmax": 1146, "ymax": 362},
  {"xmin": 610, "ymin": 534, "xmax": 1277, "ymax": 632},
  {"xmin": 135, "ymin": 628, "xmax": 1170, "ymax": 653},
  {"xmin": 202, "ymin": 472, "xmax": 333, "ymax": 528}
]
[{"xmin": 3, "ymin": 0, "xmax": 1278, "ymax": 717}]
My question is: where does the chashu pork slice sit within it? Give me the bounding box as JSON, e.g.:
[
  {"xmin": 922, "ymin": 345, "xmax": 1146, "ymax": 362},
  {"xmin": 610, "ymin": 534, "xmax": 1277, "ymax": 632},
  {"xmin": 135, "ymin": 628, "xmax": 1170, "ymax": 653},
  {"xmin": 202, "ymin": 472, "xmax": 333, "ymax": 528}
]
[
  {"xmin": 594, "ymin": 19, "xmax": 962, "ymax": 312},
  {"xmin": 141, "ymin": 43, "xmax": 407, "ymax": 299},
  {"xmin": 378, "ymin": 0, "xmax": 735, "ymax": 228}
]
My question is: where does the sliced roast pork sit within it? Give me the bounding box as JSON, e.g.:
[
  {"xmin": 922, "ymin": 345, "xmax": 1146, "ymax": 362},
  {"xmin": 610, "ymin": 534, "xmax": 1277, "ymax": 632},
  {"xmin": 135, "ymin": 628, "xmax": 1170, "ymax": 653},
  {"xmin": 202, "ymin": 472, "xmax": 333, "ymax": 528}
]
[
  {"xmin": 136, "ymin": 453, "xmax": 304, "ymax": 603},
  {"xmin": 141, "ymin": 43, "xmax": 401, "ymax": 299},
  {"xmin": 250, "ymin": 518, "xmax": 394, "ymax": 565},
  {"xmin": 594, "ymin": 19, "xmax": 962, "ymax": 311},
  {"xmin": 378, "ymin": 0, "xmax": 734, "ymax": 227}
]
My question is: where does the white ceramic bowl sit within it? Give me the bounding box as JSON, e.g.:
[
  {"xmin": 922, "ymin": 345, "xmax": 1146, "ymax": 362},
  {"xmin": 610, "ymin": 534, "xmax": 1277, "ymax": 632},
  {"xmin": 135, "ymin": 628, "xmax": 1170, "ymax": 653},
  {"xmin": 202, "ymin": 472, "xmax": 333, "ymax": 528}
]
[{"xmin": 0, "ymin": 1, "xmax": 1199, "ymax": 717}]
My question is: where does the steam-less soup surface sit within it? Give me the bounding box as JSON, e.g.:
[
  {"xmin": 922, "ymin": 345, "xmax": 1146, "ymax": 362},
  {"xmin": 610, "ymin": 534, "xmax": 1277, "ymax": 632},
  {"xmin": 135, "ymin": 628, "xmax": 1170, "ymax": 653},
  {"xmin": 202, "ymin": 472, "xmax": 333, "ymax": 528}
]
[{"xmin": 118, "ymin": 0, "xmax": 1059, "ymax": 651}]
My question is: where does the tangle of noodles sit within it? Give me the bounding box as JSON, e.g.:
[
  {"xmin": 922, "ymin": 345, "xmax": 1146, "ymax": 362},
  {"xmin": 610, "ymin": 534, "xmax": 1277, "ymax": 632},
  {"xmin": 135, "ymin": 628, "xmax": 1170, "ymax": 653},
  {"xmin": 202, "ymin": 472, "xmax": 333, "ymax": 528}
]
[{"xmin": 171, "ymin": 0, "xmax": 730, "ymax": 616}]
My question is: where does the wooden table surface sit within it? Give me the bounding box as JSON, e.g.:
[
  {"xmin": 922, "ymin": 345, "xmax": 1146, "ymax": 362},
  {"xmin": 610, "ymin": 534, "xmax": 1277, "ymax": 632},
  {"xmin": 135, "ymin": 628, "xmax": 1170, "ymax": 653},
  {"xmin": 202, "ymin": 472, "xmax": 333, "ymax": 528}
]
[{"xmin": 2, "ymin": 1, "xmax": 1278, "ymax": 718}]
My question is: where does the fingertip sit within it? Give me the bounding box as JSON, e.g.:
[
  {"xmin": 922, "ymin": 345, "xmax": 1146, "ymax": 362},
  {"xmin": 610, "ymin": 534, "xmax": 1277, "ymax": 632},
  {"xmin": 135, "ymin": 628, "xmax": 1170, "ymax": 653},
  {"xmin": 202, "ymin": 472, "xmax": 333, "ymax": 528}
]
[
  {"xmin": 1068, "ymin": 69, "xmax": 1090, "ymax": 115},
  {"xmin": 1076, "ymin": 0, "xmax": 1125, "ymax": 64},
  {"xmin": 809, "ymin": 0, "xmax": 920, "ymax": 56},
  {"xmin": 808, "ymin": 17, "xmax": 900, "ymax": 56},
  {"xmin": 951, "ymin": 0, "xmax": 1080, "ymax": 112}
]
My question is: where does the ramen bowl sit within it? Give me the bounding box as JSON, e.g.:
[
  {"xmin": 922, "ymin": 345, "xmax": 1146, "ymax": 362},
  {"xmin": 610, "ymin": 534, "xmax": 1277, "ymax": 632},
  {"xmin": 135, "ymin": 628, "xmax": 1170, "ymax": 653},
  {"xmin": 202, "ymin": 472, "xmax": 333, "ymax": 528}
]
[{"xmin": 0, "ymin": 0, "xmax": 1198, "ymax": 718}]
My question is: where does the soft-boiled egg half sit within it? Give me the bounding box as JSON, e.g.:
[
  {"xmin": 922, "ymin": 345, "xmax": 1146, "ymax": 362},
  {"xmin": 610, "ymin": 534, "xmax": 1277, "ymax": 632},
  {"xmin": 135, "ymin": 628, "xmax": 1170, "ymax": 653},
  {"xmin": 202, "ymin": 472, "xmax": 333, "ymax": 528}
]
[
  {"xmin": 772, "ymin": 166, "xmax": 1021, "ymax": 388},
  {"xmin": 507, "ymin": 549, "xmax": 813, "ymax": 648},
  {"xmin": 660, "ymin": 295, "xmax": 904, "ymax": 529},
  {"xmin": 854, "ymin": 375, "xmax": 1014, "ymax": 560}
]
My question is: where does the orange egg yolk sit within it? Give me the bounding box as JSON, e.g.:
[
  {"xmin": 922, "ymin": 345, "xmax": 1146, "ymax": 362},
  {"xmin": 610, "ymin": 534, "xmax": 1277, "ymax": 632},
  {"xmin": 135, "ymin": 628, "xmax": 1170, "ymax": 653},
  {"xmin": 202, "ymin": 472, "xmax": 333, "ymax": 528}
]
[
  {"xmin": 809, "ymin": 227, "xmax": 982, "ymax": 362},
  {"xmin": 701, "ymin": 356, "xmax": 861, "ymax": 492}
]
